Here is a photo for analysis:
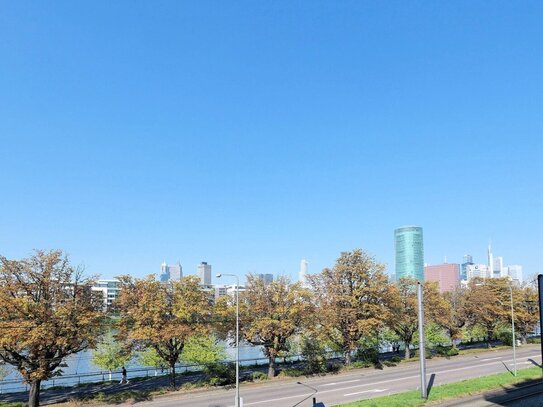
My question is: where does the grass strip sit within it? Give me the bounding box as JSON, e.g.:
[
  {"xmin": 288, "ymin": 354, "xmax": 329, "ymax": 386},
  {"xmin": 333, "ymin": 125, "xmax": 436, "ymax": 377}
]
[{"xmin": 337, "ymin": 366, "xmax": 543, "ymax": 407}]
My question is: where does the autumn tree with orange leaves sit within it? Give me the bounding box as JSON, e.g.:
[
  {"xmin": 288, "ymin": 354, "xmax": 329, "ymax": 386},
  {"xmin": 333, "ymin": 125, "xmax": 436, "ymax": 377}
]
[
  {"xmin": 115, "ymin": 275, "xmax": 212, "ymax": 388},
  {"xmin": 0, "ymin": 251, "xmax": 104, "ymax": 407},
  {"xmin": 309, "ymin": 250, "xmax": 392, "ymax": 365}
]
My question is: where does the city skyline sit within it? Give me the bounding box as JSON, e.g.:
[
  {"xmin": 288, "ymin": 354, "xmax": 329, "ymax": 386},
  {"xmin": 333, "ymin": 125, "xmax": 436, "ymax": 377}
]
[{"xmin": 1, "ymin": 2, "xmax": 541, "ymax": 283}]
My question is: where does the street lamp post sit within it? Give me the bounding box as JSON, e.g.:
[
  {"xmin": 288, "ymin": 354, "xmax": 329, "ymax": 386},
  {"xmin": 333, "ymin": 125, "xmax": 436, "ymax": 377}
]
[
  {"xmin": 509, "ymin": 284, "xmax": 517, "ymax": 377},
  {"xmin": 217, "ymin": 273, "xmax": 241, "ymax": 407}
]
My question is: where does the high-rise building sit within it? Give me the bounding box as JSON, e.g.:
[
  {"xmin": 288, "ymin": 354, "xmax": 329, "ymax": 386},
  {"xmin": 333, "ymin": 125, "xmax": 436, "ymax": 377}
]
[
  {"xmin": 255, "ymin": 273, "xmax": 273, "ymax": 285},
  {"xmin": 424, "ymin": 263, "xmax": 460, "ymax": 293},
  {"xmin": 197, "ymin": 262, "xmax": 212, "ymax": 286},
  {"xmin": 506, "ymin": 265, "xmax": 523, "ymax": 284},
  {"xmin": 160, "ymin": 261, "xmax": 183, "ymax": 282},
  {"xmin": 299, "ymin": 259, "xmax": 309, "ymax": 286},
  {"xmin": 395, "ymin": 225, "xmax": 424, "ymax": 282},
  {"xmin": 461, "ymin": 254, "xmax": 474, "ymax": 281}
]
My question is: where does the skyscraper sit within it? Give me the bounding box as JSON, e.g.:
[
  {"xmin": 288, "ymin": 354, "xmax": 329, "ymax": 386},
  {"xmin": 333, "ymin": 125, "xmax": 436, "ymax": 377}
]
[
  {"xmin": 160, "ymin": 261, "xmax": 183, "ymax": 282},
  {"xmin": 255, "ymin": 273, "xmax": 274, "ymax": 285},
  {"xmin": 395, "ymin": 226, "xmax": 424, "ymax": 282},
  {"xmin": 197, "ymin": 262, "xmax": 212, "ymax": 286},
  {"xmin": 299, "ymin": 259, "xmax": 309, "ymax": 286}
]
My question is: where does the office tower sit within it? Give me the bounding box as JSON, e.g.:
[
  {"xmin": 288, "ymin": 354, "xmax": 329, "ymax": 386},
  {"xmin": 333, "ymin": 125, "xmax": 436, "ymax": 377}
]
[
  {"xmin": 424, "ymin": 263, "xmax": 460, "ymax": 293},
  {"xmin": 466, "ymin": 264, "xmax": 490, "ymax": 280},
  {"xmin": 255, "ymin": 273, "xmax": 274, "ymax": 285},
  {"xmin": 461, "ymin": 254, "xmax": 474, "ymax": 281},
  {"xmin": 299, "ymin": 259, "xmax": 309, "ymax": 286},
  {"xmin": 506, "ymin": 265, "xmax": 523, "ymax": 284},
  {"xmin": 493, "ymin": 256, "xmax": 505, "ymax": 278},
  {"xmin": 160, "ymin": 261, "xmax": 183, "ymax": 282},
  {"xmin": 395, "ymin": 226, "xmax": 424, "ymax": 282},
  {"xmin": 487, "ymin": 243, "xmax": 494, "ymax": 277},
  {"xmin": 197, "ymin": 262, "xmax": 212, "ymax": 285}
]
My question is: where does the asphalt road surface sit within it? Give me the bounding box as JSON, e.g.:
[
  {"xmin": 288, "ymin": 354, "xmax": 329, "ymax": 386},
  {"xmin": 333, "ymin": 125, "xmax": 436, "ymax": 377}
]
[{"xmin": 138, "ymin": 345, "xmax": 542, "ymax": 407}]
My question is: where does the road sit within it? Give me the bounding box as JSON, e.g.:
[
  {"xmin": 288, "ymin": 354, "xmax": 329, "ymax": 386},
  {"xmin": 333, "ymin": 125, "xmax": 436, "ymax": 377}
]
[{"xmin": 141, "ymin": 345, "xmax": 541, "ymax": 407}]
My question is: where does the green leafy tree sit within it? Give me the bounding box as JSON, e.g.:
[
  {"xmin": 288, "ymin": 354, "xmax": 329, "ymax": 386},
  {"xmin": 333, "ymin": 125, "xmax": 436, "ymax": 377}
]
[
  {"xmin": 181, "ymin": 335, "xmax": 226, "ymax": 365},
  {"xmin": 138, "ymin": 348, "xmax": 168, "ymax": 376},
  {"xmin": 308, "ymin": 249, "xmax": 392, "ymax": 365},
  {"xmin": 300, "ymin": 334, "xmax": 327, "ymax": 374},
  {"xmin": 92, "ymin": 333, "xmax": 131, "ymax": 381},
  {"xmin": 0, "ymin": 250, "xmax": 104, "ymax": 407}
]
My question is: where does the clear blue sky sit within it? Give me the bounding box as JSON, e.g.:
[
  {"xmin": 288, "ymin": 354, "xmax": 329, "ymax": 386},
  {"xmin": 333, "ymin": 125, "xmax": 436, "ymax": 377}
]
[{"xmin": 1, "ymin": 1, "xmax": 542, "ymax": 283}]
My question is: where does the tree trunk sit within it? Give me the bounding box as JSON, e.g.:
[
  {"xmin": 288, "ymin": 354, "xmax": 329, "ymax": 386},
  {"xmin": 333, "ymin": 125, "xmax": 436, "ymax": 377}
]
[
  {"xmin": 28, "ymin": 379, "xmax": 41, "ymax": 407},
  {"xmin": 521, "ymin": 335, "xmax": 528, "ymax": 345},
  {"xmin": 404, "ymin": 342, "xmax": 411, "ymax": 359},
  {"xmin": 268, "ymin": 356, "xmax": 276, "ymax": 379},
  {"xmin": 344, "ymin": 351, "xmax": 352, "ymax": 366},
  {"xmin": 170, "ymin": 361, "xmax": 176, "ymax": 389}
]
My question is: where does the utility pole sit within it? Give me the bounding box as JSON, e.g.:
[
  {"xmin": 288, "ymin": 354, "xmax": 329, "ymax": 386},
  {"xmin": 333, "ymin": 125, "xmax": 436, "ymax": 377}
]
[
  {"xmin": 538, "ymin": 275, "xmax": 543, "ymax": 375},
  {"xmin": 417, "ymin": 282, "xmax": 427, "ymax": 399}
]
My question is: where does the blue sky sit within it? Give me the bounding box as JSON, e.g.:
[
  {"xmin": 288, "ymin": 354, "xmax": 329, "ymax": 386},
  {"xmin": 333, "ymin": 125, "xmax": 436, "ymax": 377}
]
[{"xmin": 1, "ymin": 1, "xmax": 542, "ymax": 283}]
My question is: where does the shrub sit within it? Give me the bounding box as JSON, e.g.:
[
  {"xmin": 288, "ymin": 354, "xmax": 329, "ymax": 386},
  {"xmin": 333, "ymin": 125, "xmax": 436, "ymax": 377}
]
[
  {"xmin": 251, "ymin": 371, "xmax": 268, "ymax": 381},
  {"xmin": 280, "ymin": 368, "xmax": 304, "ymax": 377},
  {"xmin": 204, "ymin": 362, "xmax": 236, "ymax": 386},
  {"xmin": 326, "ymin": 363, "xmax": 342, "ymax": 373},
  {"xmin": 390, "ymin": 356, "xmax": 402, "ymax": 363},
  {"xmin": 346, "ymin": 361, "xmax": 372, "ymax": 369},
  {"xmin": 435, "ymin": 346, "xmax": 459, "ymax": 357},
  {"xmin": 301, "ymin": 335, "xmax": 327, "ymax": 374},
  {"xmin": 355, "ymin": 336, "xmax": 380, "ymax": 364}
]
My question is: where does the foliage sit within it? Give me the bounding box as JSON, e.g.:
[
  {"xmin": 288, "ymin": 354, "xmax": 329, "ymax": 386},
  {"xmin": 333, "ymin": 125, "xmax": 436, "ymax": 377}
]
[
  {"xmin": 441, "ymin": 287, "xmax": 468, "ymax": 345},
  {"xmin": 464, "ymin": 278, "xmax": 511, "ymax": 347},
  {"xmin": 181, "ymin": 334, "xmax": 226, "ymax": 366},
  {"xmin": 279, "ymin": 368, "xmax": 304, "ymax": 377},
  {"xmin": 355, "ymin": 334, "xmax": 380, "ymax": 364},
  {"xmin": 0, "ymin": 250, "xmax": 104, "ymax": 407},
  {"xmin": 385, "ymin": 278, "xmax": 445, "ymax": 359},
  {"xmin": 512, "ymin": 285, "xmax": 539, "ymax": 344},
  {"xmin": 251, "ymin": 371, "xmax": 268, "ymax": 381},
  {"xmin": 308, "ymin": 250, "xmax": 391, "ymax": 365},
  {"xmin": 115, "ymin": 275, "xmax": 212, "ymax": 388},
  {"xmin": 138, "ymin": 348, "xmax": 168, "ymax": 371},
  {"xmin": 300, "ymin": 334, "xmax": 327, "ymax": 374},
  {"xmin": 203, "ymin": 362, "xmax": 235, "ymax": 385},
  {"xmin": 238, "ymin": 275, "xmax": 313, "ymax": 378},
  {"xmin": 92, "ymin": 333, "xmax": 131, "ymax": 380}
]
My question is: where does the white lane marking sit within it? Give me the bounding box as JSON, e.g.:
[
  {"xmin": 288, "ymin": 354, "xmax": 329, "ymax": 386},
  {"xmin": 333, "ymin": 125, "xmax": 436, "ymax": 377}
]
[
  {"xmin": 322, "ymin": 379, "xmax": 361, "ymax": 386},
  {"xmin": 480, "ymin": 357, "xmax": 502, "ymax": 361},
  {"xmin": 231, "ymin": 354, "xmax": 541, "ymax": 407},
  {"xmin": 344, "ymin": 389, "xmax": 387, "ymax": 397},
  {"xmin": 241, "ymin": 393, "xmax": 313, "ymax": 406}
]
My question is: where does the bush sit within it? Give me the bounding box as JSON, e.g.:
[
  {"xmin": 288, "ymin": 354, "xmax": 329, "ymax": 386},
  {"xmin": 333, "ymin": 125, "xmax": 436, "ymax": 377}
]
[
  {"xmin": 496, "ymin": 327, "xmax": 514, "ymax": 346},
  {"xmin": 355, "ymin": 337, "xmax": 380, "ymax": 364},
  {"xmin": 528, "ymin": 336, "xmax": 541, "ymax": 344},
  {"xmin": 280, "ymin": 368, "xmax": 304, "ymax": 377},
  {"xmin": 435, "ymin": 346, "xmax": 459, "ymax": 357},
  {"xmin": 251, "ymin": 371, "xmax": 268, "ymax": 381},
  {"xmin": 326, "ymin": 363, "xmax": 342, "ymax": 373},
  {"xmin": 390, "ymin": 356, "xmax": 402, "ymax": 363},
  {"xmin": 300, "ymin": 335, "xmax": 327, "ymax": 374},
  {"xmin": 204, "ymin": 362, "xmax": 236, "ymax": 386},
  {"xmin": 346, "ymin": 361, "xmax": 372, "ymax": 369}
]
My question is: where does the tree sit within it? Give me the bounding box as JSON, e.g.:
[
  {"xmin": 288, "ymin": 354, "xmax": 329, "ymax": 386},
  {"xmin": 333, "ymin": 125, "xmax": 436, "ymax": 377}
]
[
  {"xmin": 239, "ymin": 275, "xmax": 312, "ymax": 378},
  {"xmin": 464, "ymin": 278, "xmax": 510, "ymax": 347},
  {"xmin": 309, "ymin": 250, "xmax": 391, "ymax": 365},
  {"xmin": 138, "ymin": 348, "xmax": 168, "ymax": 376},
  {"xmin": 0, "ymin": 250, "xmax": 104, "ymax": 407},
  {"xmin": 181, "ymin": 335, "xmax": 226, "ymax": 365},
  {"xmin": 512, "ymin": 285, "xmax": 539, "ymax": 344},
  {"xmin": 92, "ymin": 333, "xmax": 131, "ymax": 381},
  {"xmin": 115, "ymin": 275, "xmax": 212, "ymax": 388},
  {"xmin": 385, "ymin": 278, "xmax": 445, "ymax": 359},
  {"xmin": 441, "ymin": 287, "xmax": 468, "ymax": 348}
]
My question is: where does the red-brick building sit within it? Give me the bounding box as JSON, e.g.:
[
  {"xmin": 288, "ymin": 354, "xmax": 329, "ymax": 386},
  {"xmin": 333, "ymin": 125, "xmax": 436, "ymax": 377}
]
[{"xmin": 424, "ymin": 263, "xmax": 460, "ymax": 293}]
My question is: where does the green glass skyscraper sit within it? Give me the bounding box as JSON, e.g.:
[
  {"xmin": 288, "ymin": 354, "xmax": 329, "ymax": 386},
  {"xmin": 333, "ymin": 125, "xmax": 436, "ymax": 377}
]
[{"xmin": 395, "ymin": 226, "xmax": 424, "ymax": 282}]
